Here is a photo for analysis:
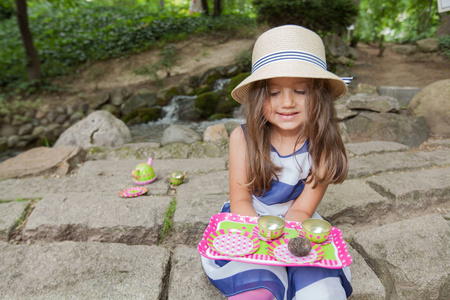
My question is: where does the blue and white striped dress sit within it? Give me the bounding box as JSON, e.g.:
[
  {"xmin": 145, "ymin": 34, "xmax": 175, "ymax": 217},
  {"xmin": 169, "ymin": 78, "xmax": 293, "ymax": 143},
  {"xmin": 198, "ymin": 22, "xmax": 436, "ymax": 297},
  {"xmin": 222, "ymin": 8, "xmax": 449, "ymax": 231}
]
[{"xmin": 201, "ymin": 125, "xmax": 352, "ymax": 300}]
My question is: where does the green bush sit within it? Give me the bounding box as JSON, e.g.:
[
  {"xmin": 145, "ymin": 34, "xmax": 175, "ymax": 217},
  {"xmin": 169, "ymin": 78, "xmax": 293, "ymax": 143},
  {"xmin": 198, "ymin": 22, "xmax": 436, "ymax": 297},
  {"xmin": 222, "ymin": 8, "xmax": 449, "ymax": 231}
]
[
  {"xmin": 252, "ymin": 0, "xmax": 358, "ymax": 36},
  {"xmin": 439, "ymin": 36, "xmax": 450, "ymax": 59}
]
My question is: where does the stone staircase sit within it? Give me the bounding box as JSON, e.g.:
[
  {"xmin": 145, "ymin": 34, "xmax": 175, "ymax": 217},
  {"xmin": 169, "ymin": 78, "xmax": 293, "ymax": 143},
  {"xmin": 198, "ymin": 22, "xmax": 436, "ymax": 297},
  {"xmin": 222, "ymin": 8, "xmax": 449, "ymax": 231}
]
[{"xmin": 0, "ymin": 139, "xmax": 449, "ymax": 299}]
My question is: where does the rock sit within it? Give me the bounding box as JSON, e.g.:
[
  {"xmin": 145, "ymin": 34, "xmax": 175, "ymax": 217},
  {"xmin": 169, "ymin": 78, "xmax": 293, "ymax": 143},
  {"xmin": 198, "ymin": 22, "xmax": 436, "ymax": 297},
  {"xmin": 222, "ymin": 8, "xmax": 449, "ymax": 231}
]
[
  {"xmin": 344, "ymin": 112, "xmax": 429, "ymax": 147},
  {"xmin": 324, "ymin": 34, "xmax": 351, "ymax": 57},
  {"xmin": 173, "ymin": 96, "xmax": 201, "ymax": 122},
  {"xmin": 100, "ymin": 103, "xmax": 120, "ymax": 117},
  {"xmin": 195, "ymin": 91, "xmax": 223, "ymax": 118},
  {"xmin": 110, "ymin": 86, "xmax": 131, "ymax": 106},
  {"xmin": 346, "ymin": 94, "xmax": 400, "ymax": 113},
  {"xmin": 0, "ymin": 146, "xmax": 86, "ymax": 180},
  {"xmin": 122, "ymin": 107, "xmax": 162, "ymax": 125},
  {"xmin": 223, "ymin": 120, "xmax": 241, "ymax": 135},
  {"xmin": 391, "ymin": 44, "xmax": 417, "ymax": 55},
  {"xmin": 407, "ymin": 79, "xmax": 450, "ymax": 138},
  {"xmin": 336, "ymin": 55, "xmax": 351, "ymax": 65},
  {"xmin": 161, "ymin": 125, "xmax": 201, "ymax": 146},
  {"xmin": 416, "ymin": 38, "xmax": 439, "ymax": 52},
  {"xmin": 69, "ymin": 110, "xmax": 84, "ymax": 122},
  {"xmin": 54, "ymin": 114, "xmax": 69, "ymax": 125},
  {"xmin": 121, "ymin": 89, "xmax": 157, "ymax": 115},
  {"xmin": 0, "ymin": 124, "xmax": 17, "ymax": 137},
  {"xmin": 7, "ymin": 135, "xmax": 19, "ymax": 148},
  {"xmin": 352, "ymin": 214, "xmax": 450, "ymax": 299},
  {"xmin": 54, "ymin": 110, "xmax": 132, "ymax": 149},
  {"xmin": 35, "ymin": 104, "xmax": 51, "ymax": 119},
  {"xmin": 335, "ymin": 103, "xmax": 358, "ymax": 121},
  {"xmin": 351, "ymin": 83, "xmax": 378, "ymax": 94},
  {"xmin": 203, "ymin": 124, "xmax": 228, "ymax": 142},
  {"xmin": 157, "ymin": 86, "xmax": 180, "ymax": 106},
  {"xmin": 0, "ymin": 201, "xmax": 29, "ymax": 241},
  {"xmin": 378, "ymin": 86, "xmax": 421, "ymax": 108},
  {"xmin": 89, "ymin": 91, "xmax": 110, "ymax": 109}
]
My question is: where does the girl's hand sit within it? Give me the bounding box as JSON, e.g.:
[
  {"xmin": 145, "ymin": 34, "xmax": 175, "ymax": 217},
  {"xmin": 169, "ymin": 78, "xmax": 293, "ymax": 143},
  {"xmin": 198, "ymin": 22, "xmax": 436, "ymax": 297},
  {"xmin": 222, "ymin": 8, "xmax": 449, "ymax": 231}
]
[{"xmin": 284, "ymin": 179, "xmax": 328, "ymax": 223}]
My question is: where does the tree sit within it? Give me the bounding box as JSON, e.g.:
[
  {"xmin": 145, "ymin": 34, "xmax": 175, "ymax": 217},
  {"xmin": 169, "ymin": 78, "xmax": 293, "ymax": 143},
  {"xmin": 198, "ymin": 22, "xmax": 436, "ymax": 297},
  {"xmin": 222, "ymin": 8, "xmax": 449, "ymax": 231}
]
[
  {"xmin": 213, "ymin": 0, "xmax": 221, "ymax": 17},
  {"xmin": 201, "ymin": 0, "xmax": 209, "ymax": 14},
  {"xmin": 14, "ymin": 0, "xmax": 41, "ymax": 85}
]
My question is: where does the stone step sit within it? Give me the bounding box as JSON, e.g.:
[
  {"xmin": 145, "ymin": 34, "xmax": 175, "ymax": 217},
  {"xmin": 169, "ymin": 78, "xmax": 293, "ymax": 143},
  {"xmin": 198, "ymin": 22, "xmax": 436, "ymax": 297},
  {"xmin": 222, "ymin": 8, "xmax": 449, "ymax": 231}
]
[
  {"xmin": 350, "ymin": 214, "xmax": 450, "ymax": 299},
  {"xmin": 0, "ymin": 241, "xmax": 170, "ymax": 299}
]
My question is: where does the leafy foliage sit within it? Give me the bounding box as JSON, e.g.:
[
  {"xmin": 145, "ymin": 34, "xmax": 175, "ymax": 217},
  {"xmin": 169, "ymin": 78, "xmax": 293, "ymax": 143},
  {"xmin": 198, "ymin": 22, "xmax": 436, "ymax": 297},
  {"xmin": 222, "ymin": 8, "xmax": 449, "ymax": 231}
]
[
  {"xmin": 0, "ymin": 1, "xmax": 255, "ymax": 89},
  {"xmin": 355, "ymin": 0, "xmax": 440, "ymax": 43},
  {"xmin": 252, "ymin": 0, "xmax": 358, "ymax": 36}
]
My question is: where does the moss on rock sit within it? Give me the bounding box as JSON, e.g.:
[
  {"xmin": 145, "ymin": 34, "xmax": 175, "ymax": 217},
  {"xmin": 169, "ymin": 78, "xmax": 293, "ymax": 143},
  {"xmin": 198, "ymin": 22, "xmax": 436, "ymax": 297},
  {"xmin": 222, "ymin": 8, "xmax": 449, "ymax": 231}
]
[
  {"xmin": 195, "ymin": 91, "xmax": 223, "ymax": 118},
  {"xmin": 227, "ymin": 72, "xmax": 250, "ymax": 101},
  {"xmin": 122, "ymin": 107, "xmax": 162, "ymax": 125}
]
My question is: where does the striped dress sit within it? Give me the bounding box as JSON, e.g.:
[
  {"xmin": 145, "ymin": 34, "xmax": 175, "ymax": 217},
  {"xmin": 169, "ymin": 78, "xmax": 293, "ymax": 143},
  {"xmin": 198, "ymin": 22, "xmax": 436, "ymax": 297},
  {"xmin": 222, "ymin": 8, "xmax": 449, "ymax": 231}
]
[{"xmin": 201, "ymin": 125, "xmax": 352, "ymax": 300}]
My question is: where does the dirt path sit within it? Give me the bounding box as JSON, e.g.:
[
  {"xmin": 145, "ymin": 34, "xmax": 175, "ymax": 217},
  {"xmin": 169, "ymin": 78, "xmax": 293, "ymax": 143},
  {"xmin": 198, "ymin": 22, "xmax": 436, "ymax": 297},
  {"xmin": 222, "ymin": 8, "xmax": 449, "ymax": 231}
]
[{"xmin": 351, "ymin": 43, "xmax": 450, "ymax": 88}]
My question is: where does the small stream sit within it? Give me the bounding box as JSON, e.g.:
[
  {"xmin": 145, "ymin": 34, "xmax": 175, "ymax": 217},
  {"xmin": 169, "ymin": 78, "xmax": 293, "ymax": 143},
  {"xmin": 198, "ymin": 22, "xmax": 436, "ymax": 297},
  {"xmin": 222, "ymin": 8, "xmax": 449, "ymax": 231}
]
[{"xmin": 129, "ymin": 78, "xmax": 244, "ymax": 143}]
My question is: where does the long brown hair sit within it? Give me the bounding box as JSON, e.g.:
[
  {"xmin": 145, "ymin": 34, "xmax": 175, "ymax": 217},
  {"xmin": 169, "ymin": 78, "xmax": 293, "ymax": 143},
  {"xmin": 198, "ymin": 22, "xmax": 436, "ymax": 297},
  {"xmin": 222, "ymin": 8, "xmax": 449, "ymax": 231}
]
[{"xmin": 244, "ymin": 78, "xmax": 348, "ymax": 196}]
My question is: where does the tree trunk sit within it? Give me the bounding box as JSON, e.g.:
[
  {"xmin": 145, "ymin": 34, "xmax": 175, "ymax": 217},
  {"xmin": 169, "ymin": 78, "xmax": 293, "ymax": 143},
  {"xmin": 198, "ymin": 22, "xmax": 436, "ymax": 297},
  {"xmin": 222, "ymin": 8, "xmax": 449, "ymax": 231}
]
[
  {"xmin": 14, "ymin": 0, "xmax": 41, "ymax": 85},
  {"xmin": 159, "ymin": 0, "xmax": 164, "ymax": 9},
  {"xmin": 201, "ymin": 0, "xmax": 209, "ymax": 15},
  {"xmin": 213, "ymin": 0, "xmax": 221, "ymax": 17}
]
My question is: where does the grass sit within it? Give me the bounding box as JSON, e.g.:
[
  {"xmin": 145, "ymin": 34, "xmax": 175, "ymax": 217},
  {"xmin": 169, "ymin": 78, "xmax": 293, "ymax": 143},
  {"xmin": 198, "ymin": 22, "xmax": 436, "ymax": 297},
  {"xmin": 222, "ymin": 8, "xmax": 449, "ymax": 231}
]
[{"xmin": 158, "ymin": 197, "xmax": 177, "ymax": 244}]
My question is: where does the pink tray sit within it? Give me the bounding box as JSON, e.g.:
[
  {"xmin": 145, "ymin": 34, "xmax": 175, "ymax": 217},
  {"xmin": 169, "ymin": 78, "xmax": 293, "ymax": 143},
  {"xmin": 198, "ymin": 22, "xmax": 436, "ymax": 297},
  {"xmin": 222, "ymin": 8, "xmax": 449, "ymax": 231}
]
[{"xmin": 197, "ymin": 213, "xmax": 352, "ymax": 268}]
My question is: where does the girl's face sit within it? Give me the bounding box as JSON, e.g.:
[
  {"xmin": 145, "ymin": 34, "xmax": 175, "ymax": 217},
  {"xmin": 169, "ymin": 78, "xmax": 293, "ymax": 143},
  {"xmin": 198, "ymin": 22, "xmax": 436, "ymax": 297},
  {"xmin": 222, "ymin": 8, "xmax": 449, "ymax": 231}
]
[{"xmin": 263, "ymin": 77, "xmax": 309, "ymax": 135}]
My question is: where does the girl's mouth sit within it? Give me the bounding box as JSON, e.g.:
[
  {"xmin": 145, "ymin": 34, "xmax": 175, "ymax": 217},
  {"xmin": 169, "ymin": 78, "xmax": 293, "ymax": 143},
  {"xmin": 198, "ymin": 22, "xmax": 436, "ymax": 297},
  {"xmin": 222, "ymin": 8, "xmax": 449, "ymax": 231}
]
[{"xmin": 277, "ymin": 112, "xmax": 298, "ymax": 120}]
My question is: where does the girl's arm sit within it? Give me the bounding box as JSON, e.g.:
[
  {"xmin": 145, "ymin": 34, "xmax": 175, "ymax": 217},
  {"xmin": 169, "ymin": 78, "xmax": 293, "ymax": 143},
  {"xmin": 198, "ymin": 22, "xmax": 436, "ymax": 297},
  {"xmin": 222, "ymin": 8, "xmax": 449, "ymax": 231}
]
[
  {"xmin": 228, "ymin": 126, "xmax": 258, "ymax": 217},
  {"xmin": 284, "ymin": 178, "xmax": 328, "ymax": 223}
]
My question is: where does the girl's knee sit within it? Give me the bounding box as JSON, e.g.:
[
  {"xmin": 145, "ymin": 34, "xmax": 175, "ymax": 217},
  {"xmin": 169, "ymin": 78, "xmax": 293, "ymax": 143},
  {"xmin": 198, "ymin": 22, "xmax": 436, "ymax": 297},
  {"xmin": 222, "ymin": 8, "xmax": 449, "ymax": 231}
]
[{"xmin": 228, "ymin": 288, "xmax": 274, "ymax": 300}]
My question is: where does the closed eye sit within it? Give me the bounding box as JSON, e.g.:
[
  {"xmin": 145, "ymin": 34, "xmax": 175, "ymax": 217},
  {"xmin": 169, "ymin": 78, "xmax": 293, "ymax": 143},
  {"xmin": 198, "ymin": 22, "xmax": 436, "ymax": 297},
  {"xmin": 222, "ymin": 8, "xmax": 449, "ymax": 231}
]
[
  {"xmin": 294, "ymin": 90, "xmax": 306, "ymax": 95},
  {"xmin": 269, "ymin": 91, "xmax": 280, "ymax": 96}
]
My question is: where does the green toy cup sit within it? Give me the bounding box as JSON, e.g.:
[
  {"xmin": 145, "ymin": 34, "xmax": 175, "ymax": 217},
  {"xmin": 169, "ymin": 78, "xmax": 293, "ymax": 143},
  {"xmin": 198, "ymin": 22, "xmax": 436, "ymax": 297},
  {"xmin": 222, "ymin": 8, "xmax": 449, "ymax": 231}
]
[{"xmin": 258, "ymin": 215, "xmax": 285, "ymax": 241}]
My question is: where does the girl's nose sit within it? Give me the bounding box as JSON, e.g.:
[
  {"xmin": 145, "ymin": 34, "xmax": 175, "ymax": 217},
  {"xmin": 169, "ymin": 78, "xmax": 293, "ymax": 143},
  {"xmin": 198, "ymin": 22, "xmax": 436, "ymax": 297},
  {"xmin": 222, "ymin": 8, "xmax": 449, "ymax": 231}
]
[{"xmin": 281, "ymin": 92, "xmax": 295, "ymax": 107}]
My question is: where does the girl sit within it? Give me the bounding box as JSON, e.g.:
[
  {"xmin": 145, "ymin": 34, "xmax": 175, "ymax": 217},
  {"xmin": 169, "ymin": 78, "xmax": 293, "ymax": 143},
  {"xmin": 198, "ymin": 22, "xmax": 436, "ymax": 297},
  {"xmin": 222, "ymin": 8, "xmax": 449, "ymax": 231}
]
[{"xmin": 201, "ymin": 25, "xmax": 353, "ymax": 300}]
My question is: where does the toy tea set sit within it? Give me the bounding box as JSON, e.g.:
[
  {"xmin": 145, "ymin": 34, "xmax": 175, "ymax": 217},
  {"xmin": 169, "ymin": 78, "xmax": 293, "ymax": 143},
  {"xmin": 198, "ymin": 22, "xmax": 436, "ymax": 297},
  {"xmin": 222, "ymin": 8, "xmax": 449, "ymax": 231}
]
[
  {"xmin": 118, "ymin": 157, "xmax": 186, "ymax": 198},
  {"xmin": 198, "ymin": 213, "xmax": 352, "ymax": 268}
]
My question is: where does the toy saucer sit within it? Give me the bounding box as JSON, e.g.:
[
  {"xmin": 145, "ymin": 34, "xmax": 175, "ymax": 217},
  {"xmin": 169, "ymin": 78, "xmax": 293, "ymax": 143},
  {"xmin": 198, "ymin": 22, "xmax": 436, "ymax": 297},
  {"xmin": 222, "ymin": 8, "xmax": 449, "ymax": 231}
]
[{"xmin": 118, "ymin": 187, "xmax": 147, "ymax": 198}]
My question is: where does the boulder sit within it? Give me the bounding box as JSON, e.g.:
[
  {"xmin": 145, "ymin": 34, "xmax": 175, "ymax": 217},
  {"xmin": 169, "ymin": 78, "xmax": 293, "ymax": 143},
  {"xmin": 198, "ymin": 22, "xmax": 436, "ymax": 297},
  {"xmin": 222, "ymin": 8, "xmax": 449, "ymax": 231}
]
[
  {"xmin": 391, "ymin": 44, "xmax": 417, "ymax": 55},
  {"xmin": 416, "ymin": 38, "xmax": 439, "ymax": 52},
  {"xmin": 346, "ymin": 94, "xmax": 400, "ymax": 113},
  {"xmin": 161, "ymin": 125, "xmax": 201, "ymax": 146},
  {"xmin": 203, "ymin": 124, "xmax": 228, "ymax": 142},
  {"xmin": 0, "ymin": 146, "xmax": 86, "ymax": 180},
  {"xmin": 110, "ymin": 86, "xmax": 131, "ymax": 107},
  {"xmin": 335, "ymin": 103, "xmax": 358, "ymax": 121},
  {"xmin": 53, "ymin": 111, "xmax": 132, "ymax": 149},
  {"xmin": 344, "ymin": 112, "xmax": 429, "ymax": 147},
  {"xmin": 121, "ymin": 89, "xmax": 157, "ymax": 115},
  {"xmin": 407, "ymin": 79, "xmax": 450, "ymax": 138},
  {"xmin": 324, "ymin": 34, "xmax": 351, "ymax": 57}
]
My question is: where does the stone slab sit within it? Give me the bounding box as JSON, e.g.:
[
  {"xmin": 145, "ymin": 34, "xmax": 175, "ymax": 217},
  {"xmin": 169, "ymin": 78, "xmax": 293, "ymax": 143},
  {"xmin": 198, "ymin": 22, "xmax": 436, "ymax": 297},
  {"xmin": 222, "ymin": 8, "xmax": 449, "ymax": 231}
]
[
  {"xmin": 351, "ymin": 214, "xmax": 450, "ymax": 299},
  {"xmin": 0, "ymin": 173, "xmax": 169, "ymax": 200},
  {"xmin": 414, "ymin": 149, "xmax": 450, "ymax": 166},
  {"xmin": 176, "ymin": 170, "xmax": 229, "ymax": 195},
  {"xmin": 0, "ymin": 241, "xmax": 170, "ymax": 299},
  {"xmin": 174, "ymin": 193, "xmax": 229, "ymax": 246},
  {"xmin": 348, "ymin": 151, "xmax": 432, "ymax": 178},
  {"xmin": 22, "ymin": 192, "xmax": 171, "ymax": 245},
  {"xmin": 77, "ymin": 157, "xmax": 228, "ymax": 177},
  {"xmin": 0, "ymin": 200, "xmax": 29, "ymax": 241},
  {"xmin": 347, "ymin": 245, "xmax": 385, "ymax": 300},
  {"xmin": 168, "ymin": 245, "xmax": 226, "ymax": 300},
  {"xmin": 366, "ymin": 167, "xmax": 450, "ymax": 212},
  {"xmin": 345, "ymin": 141, "xmax": 409, "ymax": 157},
  {"xmin": 427, "ymin": 139, "xmax": 450, "ymax": 147},
  {"xmin": 318, "ymin": 179, "xmax": 389, "ymax": 226}
]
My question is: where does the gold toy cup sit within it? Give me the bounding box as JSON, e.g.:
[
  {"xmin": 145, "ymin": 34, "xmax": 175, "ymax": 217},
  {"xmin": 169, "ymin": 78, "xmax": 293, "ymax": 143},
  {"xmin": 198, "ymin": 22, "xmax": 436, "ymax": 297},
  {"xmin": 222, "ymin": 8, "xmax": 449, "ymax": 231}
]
[
  {"xmin": 258, "ymin": 215, "xmax": 285, "ymax": 241},
  {"xmin": 301, "ymin": 218, "xmax": 332, "ymax": 243}
]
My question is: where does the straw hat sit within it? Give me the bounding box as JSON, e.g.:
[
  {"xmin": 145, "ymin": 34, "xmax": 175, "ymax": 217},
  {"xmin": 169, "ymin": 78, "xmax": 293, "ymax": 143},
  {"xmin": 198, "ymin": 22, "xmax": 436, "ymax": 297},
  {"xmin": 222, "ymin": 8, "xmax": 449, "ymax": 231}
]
[{"xmin": 231, "ymin": 25, "xmax": 352, "ymax": 104}]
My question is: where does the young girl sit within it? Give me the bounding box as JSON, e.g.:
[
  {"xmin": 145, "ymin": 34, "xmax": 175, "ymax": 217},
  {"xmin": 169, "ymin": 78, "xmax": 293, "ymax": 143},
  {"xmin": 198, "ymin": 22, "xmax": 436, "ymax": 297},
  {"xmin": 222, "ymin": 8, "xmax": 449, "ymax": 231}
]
[{"xmin": 201, "ymin": 25, "xmax": 353, "ymax": 300}]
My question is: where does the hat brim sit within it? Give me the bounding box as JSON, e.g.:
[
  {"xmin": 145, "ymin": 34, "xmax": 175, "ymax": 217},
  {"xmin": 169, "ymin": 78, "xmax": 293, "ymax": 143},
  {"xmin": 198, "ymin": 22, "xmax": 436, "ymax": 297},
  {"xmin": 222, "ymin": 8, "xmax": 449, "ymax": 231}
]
[{"xmin": 231, "ymin": 60, "xmax": 347, "ymax": 104}]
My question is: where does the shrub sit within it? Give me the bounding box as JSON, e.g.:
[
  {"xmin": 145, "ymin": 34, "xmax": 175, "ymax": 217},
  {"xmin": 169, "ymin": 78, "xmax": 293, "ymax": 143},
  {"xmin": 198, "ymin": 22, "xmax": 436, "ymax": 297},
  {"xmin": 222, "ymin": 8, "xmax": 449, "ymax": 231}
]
[{"xmin": 252, "ymin": 0, "xmax": 358, "ymax": 36}]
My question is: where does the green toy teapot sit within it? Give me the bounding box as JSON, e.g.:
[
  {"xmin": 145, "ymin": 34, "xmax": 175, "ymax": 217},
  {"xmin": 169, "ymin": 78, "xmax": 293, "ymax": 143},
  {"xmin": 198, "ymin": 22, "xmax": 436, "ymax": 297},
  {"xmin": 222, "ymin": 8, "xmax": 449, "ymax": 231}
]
[{"xmin": 132, "ymin": 157, "xmax": 157, "ymax": 185}]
